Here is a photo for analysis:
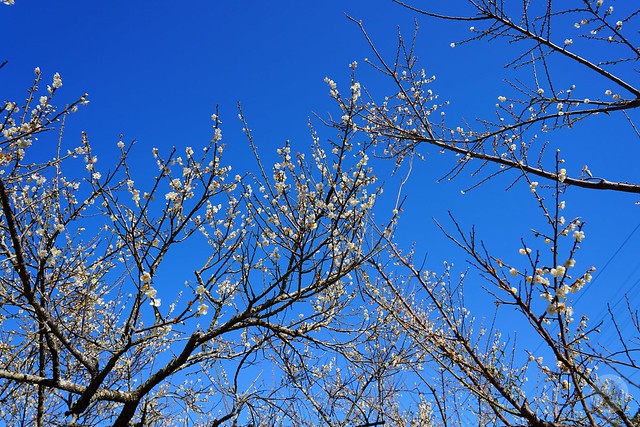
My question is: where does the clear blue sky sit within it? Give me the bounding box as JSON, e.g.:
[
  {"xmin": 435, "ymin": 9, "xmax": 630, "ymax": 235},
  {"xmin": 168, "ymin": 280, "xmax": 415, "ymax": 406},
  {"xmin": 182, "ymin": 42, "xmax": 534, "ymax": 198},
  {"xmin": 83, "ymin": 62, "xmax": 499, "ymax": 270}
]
[{"xmin": 3, "ymin": 0, "xmax": 639, "ymax": 394}]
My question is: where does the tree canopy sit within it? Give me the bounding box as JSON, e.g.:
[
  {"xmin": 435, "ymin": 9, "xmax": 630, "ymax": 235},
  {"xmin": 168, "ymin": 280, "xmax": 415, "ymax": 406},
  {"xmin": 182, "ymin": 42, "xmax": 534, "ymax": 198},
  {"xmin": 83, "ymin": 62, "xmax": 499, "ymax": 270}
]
[{"xmin": 1, "ymin": 1, "xmax": 638, "ymax": 426}]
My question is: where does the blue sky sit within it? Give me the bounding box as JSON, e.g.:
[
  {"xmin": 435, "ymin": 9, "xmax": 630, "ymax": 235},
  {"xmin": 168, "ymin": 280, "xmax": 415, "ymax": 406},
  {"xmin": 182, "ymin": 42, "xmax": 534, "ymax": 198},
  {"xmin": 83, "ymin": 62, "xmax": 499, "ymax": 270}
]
[{"xmin": 3, "ymin": 0, "xmax": 640, "ymax": 404}]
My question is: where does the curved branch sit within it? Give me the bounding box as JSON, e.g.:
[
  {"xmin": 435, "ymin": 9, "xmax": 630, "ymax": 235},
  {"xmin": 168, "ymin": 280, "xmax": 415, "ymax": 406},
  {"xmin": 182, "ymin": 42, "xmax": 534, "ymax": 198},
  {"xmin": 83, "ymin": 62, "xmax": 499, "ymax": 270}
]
[{"xmin": 404, "ymin": 132, "xmax": 640, "ymax": 193}]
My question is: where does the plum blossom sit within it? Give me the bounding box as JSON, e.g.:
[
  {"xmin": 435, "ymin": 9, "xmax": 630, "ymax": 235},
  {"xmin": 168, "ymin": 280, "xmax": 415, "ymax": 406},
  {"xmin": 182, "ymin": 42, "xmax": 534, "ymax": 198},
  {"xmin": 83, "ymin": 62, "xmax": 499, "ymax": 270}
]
[
  {"xmin": 196, "ymin": 304, "xmax": 209, "ymax": 316},
  {"xmin": 550, "ymin": 265, "xmax": 566, "ymax": 278},
  {"xmin": 52, "ymin": 72, "xmax": 63, "ymax": 89},
  {"xmin": 141, "ymin": 271, "xmax": 152, "ymax": 284},
  {"xmin": 145, "ymin": 287, "xmax": 157, "ymax": 299},
  {"xmin": 558, "ymin": 169, "xmax": 566, "ymax": 183}
]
